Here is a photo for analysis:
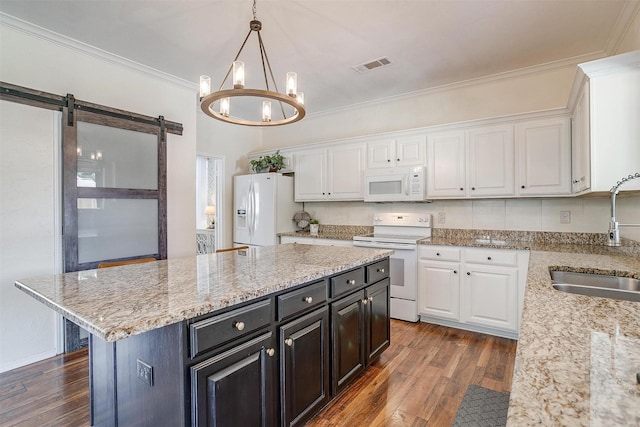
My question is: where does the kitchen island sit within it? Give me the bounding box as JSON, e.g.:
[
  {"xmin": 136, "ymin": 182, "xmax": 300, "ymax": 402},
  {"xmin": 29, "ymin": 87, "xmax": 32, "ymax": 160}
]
[{"xmin": 15, "ymin": 244, "xmax": 393, "ymax": 427}]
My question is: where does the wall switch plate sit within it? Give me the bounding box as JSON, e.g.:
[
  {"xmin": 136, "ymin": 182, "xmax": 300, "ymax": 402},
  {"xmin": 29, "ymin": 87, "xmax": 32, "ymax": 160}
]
[
  {"xmin": 437, "ymin": 212, "xmax": 446, "ymax": 224},
  {"xmin": 560, "ymin": 211, "xmax": 571, "ymax": 224},
  {"xmin": 137, "ymin": 359, "xmax": 153, "ymax": 387}
]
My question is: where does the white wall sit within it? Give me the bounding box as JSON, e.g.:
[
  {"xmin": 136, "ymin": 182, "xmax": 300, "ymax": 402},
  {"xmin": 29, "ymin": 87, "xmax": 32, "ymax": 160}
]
[
  {"xmin": 196, "ymin": 110, "xmax": 262, "ymax": 249},
  {"xmin": 0, "ymin": 17, "xmax": 197, "ymax": 369},
  {"xmin": 261, "ymin": 65, "xmax": 576, "ymax": 149},
  {"xmin": 0, "ymin": 102, "xmax": 60, "ymax": 372}
]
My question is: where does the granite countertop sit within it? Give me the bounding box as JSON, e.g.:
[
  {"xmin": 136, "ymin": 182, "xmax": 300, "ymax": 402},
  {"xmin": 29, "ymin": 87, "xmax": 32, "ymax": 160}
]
[
  {"xmin": 15, "ymin": 244, "xmax": 392, "ymax": 342},
  {"xmin": 279, "ymin": 225, "xmax": 373, "ymax": 241}
]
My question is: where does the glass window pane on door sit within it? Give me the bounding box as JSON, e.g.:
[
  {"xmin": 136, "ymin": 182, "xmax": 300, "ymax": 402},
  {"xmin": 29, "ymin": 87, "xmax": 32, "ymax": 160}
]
[
  {"xmin": 77, "ymin": 121, "xmax": 158, "ymax": 190},
  {"xmin": 78, "ymin": 198, "xmax": 158, "ymax": 263}
]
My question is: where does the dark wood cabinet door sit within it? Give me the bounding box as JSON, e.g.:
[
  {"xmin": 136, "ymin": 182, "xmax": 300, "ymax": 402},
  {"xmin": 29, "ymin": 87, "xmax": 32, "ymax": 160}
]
[
  {"xmin": 365, "ymin": 279, "xmax": 391, "ymax": 364},
  {"xmin": 330, "ymin": 290, "xmax": 365, "ymax": 395},
  {"xmin": 280, "ymin": 307, "xmax": 329, "ymax": 427},
  {"xmin": 190, "ymin": 332, "xmax": 277, "ymax": 427}
]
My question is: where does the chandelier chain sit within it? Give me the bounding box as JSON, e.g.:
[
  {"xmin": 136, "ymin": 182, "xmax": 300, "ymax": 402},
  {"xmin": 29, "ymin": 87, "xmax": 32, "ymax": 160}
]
[{"xmin": 252, "ymin": 0, "xmax": 257, "ymax": 20}]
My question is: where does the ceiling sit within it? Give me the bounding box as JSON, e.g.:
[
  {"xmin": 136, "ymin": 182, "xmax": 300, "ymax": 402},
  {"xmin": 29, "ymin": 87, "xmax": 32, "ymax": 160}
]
[{"xmin": 1, "ymin": 0, "xmax": 638, "ymax": 117}]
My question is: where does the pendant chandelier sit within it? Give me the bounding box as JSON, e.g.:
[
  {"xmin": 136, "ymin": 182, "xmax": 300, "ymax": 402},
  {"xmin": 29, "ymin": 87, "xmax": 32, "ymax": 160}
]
[{"xmin": 199, "ymin": 0, "xmax": 306, "ymax": 126}]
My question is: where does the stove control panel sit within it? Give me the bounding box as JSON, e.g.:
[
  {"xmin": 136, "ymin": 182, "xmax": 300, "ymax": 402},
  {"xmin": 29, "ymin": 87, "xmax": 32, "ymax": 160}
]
[{"xmin": 373, "ymin": 213, "xmax": 432, "ymax": 227}]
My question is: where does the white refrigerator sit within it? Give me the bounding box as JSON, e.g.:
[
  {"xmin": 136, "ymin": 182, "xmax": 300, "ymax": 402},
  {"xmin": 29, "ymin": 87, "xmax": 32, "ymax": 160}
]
[{"xmin": 233, "ymin": 173, "xmax": 299, "ymax": 247}]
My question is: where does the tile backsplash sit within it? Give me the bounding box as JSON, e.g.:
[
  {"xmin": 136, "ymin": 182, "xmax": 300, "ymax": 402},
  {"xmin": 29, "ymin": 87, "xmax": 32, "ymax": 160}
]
[{"xmin": 303, "ymin": 194, "xmax": 640, "ymax": 242}]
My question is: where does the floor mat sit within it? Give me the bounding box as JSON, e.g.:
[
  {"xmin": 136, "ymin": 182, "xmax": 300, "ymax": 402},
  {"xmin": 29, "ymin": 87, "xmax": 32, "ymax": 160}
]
[{"xmin": 451, "ymin": 384, "xmax": 509, "ymax": 427}]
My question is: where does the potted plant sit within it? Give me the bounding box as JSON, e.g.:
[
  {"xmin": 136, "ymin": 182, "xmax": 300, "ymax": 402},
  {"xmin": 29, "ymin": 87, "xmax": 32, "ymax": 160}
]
[
  {"xmin": 309, "ymin": 219, "xmax": 319, "ymax": 236},
  {"xmin": 249, "ymin": 150, "xmax": 285, "ymax": 173}
]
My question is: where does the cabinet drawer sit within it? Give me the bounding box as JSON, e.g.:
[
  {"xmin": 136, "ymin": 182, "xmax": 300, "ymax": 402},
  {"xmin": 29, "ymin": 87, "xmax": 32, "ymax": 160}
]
[
  {"xmin": 366, "ymin": 259, "xmax": 389, "ymax": 284},
  {"xmin": 419, "ymin": 246, "xmax": 461, "ymax": 262},
  {"xmin": 189, "ymin": 299, "xmax": 273, "ymax": 358},
  {"xmin": 277, "ymin": 280, "xmax": 327, "ymax": 321},
  {"xmin": 464, "ymin": 248, "xmax": 517, "ymax": 266},
  {"xmin": 330, "ymin": 267, "xmax": 365, "ymax": 298}
]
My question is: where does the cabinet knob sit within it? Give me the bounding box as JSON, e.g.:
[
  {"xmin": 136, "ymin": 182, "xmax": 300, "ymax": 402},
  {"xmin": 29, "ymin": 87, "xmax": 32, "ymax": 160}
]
[
  {"xmin": 521, "ymin": 185, "xmax": 525, "ymax": 189},
  {"xmin": 285, "ymin": 338, "xmax": 293, "ymax": 347},
  {"xmin": 387, "ymin": 159, "xmax": 391, "ymax": 162},
  {"xmin": 487, "ymin": 256, "xmax": 492, "ymax": 260},
  {"xmin": 572, "ymin": 179, "xmax": 580, "ymax": 184},
  {"xmin": 266, "ymin": 348, "xmax": 275, "ymax": 357},
  {"xmin": 471, "ymin": 187, "xmax": 476, "ymax": 190},
  {"xmin": 362, "ymin": 299, "xmax": 368, "ymax": 305},
  {"xmin": 460, "ymin": 188, "xmax": 464, "ymax": 191},
  {"xmin": 304, "ymin": 296, "xmax": 313, "ymax": 304},
  {"xmin": 436, "ymin": 252, "xmax": 440, "ymax": 256},
  {"xmin": 233, "ymin": 321, "xmax": 245, "ymax": 331},
  {"xmin": 467, "ymin": 272, "xmax": 471, "ymax": 276},
  {"xmin": 347, "ymin": 279, "xmax": 356, "ymax": 285},
  {"xmin": 453, "ymin": 270, "xmax": 457, "ymax": 274},
  {"xmin": 397, "ymin": 158, "xmax": 400, "ymax": 162},
  {"xmin": 377, "ymin": 268, "xmax": 385, "ymax": 273}
]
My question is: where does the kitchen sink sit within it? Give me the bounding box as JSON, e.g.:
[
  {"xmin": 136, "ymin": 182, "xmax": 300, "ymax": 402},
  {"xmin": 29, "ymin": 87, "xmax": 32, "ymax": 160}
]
[{"xmin": 550, "ymin": 270, "xmax": 640, "ymax": 302}]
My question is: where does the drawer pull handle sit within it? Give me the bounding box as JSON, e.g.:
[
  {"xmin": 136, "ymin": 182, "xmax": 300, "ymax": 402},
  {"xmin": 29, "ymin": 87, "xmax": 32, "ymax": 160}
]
[
  {"xmin": 362, "ymin": 299, "xmax": 368, "ymax": 305},
  {"xmin": 233, "ymin": 321, "xmax": 245, "ymax": 331},
  {"xmin": 304, "ymin": 296, "xmax": 313, "ymax": 304},
  {"xmin": 285, "ymin": 338, "xmax": 293, "ymax": 347},
  {"xmin": 266, "ymin": 348, "xmax": 275, "ymax": 357},
  {"xmin": 347, "ymin": 279, "xmax": 356, "ymax": 285},
  {"xmin": 377, "ymin": 268, "xmax": 385, "ymax": 273},
  {"xmin": 487, "ymin": 257, "xmax": 492, "ymax": 260}
]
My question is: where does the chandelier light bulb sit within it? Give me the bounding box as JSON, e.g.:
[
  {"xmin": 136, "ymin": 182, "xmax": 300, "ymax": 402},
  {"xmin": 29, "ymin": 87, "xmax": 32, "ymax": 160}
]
[
  {"xmin": 286, "ymin": 72, "xmax": 297, "ymax": 96},
  {"xmin": 199, "ymin": 75, "xmax": 211, "ymax": 98},
  {"xmin": 296, "ymin": 92, "xmax": 304, "ymax": 105},
  {"xmin": 220, "ymin": 97, "xmax": 230, "ymax": 117},
  {"xmin": 77, "ymin": 147, "xmax": 82, "ymax": 157},
  {"xmin": 262, "ymin": 101, "xmax": 272, "ymax": 122},
  {"xmin": 96, "ymin": 150, "xmax": 102, "ymax": 160},
  {"xmin": 233, "ymin": 61, "xmax": 245, "ymax": 89}
]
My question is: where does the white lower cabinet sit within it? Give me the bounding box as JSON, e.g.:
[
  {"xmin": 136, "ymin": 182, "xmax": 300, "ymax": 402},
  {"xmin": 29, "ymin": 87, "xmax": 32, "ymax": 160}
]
[
  {"xmin": 418, "ymin": 245, "xmax": 528, "ymax": 339},
  {"xmin": 462, "ymin": 264, "xmax": 517, "ymax": 331},
  {"xmin": 417, "ymin": 260, "xmax": 460, "ymax": 321}
]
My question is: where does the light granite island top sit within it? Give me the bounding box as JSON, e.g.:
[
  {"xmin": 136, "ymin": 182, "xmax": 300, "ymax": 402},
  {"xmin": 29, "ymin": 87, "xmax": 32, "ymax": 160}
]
[{"xmin": 15, "ymin": 244, "xmax": 392, "ymax": 342}]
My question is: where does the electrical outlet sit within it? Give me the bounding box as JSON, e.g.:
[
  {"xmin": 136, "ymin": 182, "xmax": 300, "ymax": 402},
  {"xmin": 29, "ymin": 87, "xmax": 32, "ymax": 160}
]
[
  {"xmin": 560, "ymin": 211, "xmax": 571, "ymax": 224},
  {"xmin": 437, "ymin": 212, "xmax": 446, "ymax": 224},
  {"xmin": 137, "ymin": 359, "xmax": 153, "ymax": 387}
]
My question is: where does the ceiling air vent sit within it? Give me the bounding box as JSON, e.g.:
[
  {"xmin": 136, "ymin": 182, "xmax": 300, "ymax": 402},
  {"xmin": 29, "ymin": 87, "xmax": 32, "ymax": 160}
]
[{"xmin": 351, "ymin": 57, "xmax": 392, "ymax": 73}]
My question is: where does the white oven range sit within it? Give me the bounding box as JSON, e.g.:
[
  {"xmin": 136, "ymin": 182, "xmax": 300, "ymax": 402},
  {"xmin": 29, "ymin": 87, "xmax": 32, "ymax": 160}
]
[{"xmin": 352, "ymin": 213, "xmax": 432, "ymax": 322}]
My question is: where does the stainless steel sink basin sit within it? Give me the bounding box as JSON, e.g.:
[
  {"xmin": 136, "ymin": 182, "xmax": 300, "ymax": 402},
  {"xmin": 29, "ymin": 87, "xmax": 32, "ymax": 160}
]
[{"xmin": 550, "ymin": 270, "xmax": 640, "ymax": 302}]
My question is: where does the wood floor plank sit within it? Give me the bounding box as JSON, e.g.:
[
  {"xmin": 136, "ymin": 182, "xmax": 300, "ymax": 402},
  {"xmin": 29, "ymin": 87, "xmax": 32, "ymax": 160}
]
[{"xmin": 0, "ymin": 321, "xmax": 517, "ymax": 427}]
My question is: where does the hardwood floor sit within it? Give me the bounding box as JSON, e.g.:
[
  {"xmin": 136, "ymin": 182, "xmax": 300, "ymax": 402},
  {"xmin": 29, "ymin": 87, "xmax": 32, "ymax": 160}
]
[{"xmin": 0, "ymin": 320, "xmax": 516, "ymax": 427}]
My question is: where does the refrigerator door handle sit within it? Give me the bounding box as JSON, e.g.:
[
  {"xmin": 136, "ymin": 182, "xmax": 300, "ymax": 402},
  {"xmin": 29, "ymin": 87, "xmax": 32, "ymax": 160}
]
[{"xmin": 249, "ymin": 180, "xmax": 255, "ymax": 239}]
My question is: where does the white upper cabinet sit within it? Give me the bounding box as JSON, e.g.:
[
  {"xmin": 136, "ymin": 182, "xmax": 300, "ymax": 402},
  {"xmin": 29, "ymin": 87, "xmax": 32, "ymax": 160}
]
[
  {"xmin": 467, "ymin": 124, "xmax": 515, "ymax": 197},
  {"xmin": 428, "ymin": 125, "xmax": 514, "ymax": 198},
  {"xmin": 426, "ymin": 130, "xmax": 466, "ymax": 198},
  {"xmin": 294, "ymin": 143, "xmax": 365, "ymax": 201},
  {"xmin": 367, "ymin": 135, "xmax": 426, "ymax": 168},
  {"xmin": 516, "ymin": 117, "xmax": 571, "ymax": 196},
  {"xmin": 568, "ymin": 51, "xmax": 640, "ymax": 193},
  {"xmin": 571, "ymin": 80, "xmax": 591, "ymax": 193}
]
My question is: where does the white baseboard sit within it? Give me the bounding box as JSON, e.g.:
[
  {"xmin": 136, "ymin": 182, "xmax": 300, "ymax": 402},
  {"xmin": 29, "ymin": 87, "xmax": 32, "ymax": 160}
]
[{"xmin": 0, "ymin": 349, "xmax": 58, "ymax": 373}]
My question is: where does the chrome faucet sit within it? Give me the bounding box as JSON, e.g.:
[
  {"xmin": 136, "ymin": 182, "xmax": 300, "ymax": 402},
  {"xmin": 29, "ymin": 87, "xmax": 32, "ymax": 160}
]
[{"xmin": 607, "ymin": 172, "xmax": 640, "ymax": 246}]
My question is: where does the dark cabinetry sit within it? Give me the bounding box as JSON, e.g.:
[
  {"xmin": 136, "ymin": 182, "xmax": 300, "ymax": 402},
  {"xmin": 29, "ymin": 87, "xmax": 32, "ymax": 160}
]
[
  {"xmin": 187, "ymin": 258, "xmax": 389, "ymax": 427},
  {"xmin": 331, "ymin": 261, "xmax": 390, "ymax": 395},
  {"xmin": 190, "ymin": 332, "xmax": 277, "ymax": 427},
  {"xmin": 279, "ymin": 307, "xmax": 329, "ymax": 427}
]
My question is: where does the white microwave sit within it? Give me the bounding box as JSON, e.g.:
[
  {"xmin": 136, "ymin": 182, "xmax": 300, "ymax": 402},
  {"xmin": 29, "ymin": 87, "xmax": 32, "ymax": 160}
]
[{"xmin": 364, "ymin": 166, "xmax": 427, "ymax": 202}]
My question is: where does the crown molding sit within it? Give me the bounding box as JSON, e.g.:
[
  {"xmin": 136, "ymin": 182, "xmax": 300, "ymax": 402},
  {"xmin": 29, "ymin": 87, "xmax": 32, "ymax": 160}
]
[
  {"xmin": 0, "ymin": 13, "xmax": 198, "ymax": 91},
  {"xmin": 604, "ymin": 0, "xmax": 640, "ymax": 55}
]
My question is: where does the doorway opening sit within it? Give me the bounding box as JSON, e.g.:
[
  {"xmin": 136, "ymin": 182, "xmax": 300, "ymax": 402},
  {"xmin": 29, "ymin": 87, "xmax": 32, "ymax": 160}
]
[{"xmin": 196, "ymin": 155, "xmax": 223, "ymax": 254}]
